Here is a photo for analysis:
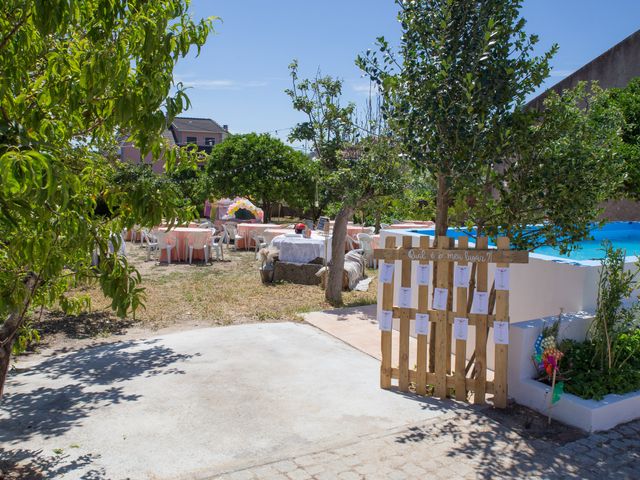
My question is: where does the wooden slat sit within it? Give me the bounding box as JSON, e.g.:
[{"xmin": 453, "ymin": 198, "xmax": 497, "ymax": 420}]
[
  {"xmin": 474, "ymin": 236, "xmax": 489, "ymax": 405},
  {"xmin": 391, "ymin": 307, "xmax": 499, "ymax": 326},
  {"xmin": 494, "ymin": 237, "xmax": 510, "ymax": 408},
  {"xmin": 380, "ymin": 236, "xmax": 395, "ymax": 389},
  {"xmin": 415, "ymin": 235, "xmax": 430, "ymax": 396},
  {"xmin": 398, "ymin": 235, "xmax": 412, "ymax": 392},
  {"xmin": 390, "ymin": 368, "xmax": 495, "ymax": 395},
  {"xmin": 434, "ymin": 235, "xmax": 450, "ymax": 399},
  {"xmin": 374, "ymin": 247, "xmax": 528, "ymax": 264},
  {"xmin": 446, "ymin": 237, "xmax": 454, "ymax": 374},
  {"xmin": 455, "ymin": 236, "xmax": 469, "ymax": 401}
]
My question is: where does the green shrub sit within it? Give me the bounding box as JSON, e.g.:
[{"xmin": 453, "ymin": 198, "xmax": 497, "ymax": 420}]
[{"xmin": 556, "ymin": 242, "xmax": 640, "ymax": 400}]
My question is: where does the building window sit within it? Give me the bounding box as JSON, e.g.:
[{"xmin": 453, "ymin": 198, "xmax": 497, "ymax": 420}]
[
  {"xmin": 186, "ymin": 136, "xmax": 197, "ymax": 145},
  {"xmin": 205, "ymin": 137, "xmax": 216, "ymax": 146}
]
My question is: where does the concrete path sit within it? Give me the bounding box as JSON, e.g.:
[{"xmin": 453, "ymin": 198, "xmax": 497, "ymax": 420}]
[
  {"xmin": 0, "ymin": 323, "xmax": 446, "ymax": 480},
  {"xmin": 303, "ymin": 305, "xmax": 418, "ymax": 367}
]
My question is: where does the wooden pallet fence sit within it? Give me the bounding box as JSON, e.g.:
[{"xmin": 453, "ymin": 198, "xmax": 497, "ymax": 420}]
[{"xmin": 374, "ymin": 235, "xmax": 528, "ymax": 407}]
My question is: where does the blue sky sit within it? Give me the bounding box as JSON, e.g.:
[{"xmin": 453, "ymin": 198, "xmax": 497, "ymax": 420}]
[{"xmin": 176, "ymin": 1, "xmax": 640, "ymax": 147}]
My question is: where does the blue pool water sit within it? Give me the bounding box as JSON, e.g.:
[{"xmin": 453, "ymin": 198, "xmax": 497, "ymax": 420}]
[{"xmin": 409, "ymin": 222, "xmax": 640, "ymax": 261}]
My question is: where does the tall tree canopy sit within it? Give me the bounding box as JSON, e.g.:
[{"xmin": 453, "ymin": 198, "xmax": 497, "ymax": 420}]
[
  {"xmin": 357, "ymin": 0, "xmax": 557, "ymax": 238},
  {"xmin": 358, "ymin": 0, "xmax": 623, "ymax": 257},
  {"xmin": 0, "ymin": 0, "xmax": 214, "ymax": 397},
  {"xmin": 205, "ymin": 133, "xmax": 317, "ymax": 222}
]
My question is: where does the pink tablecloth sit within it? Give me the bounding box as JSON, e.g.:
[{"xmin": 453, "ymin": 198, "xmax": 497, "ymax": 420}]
[
  {"xmin": 157, "ymin": 228, "xmax": 212, "ymax": 262},
  {"xmin": 236, "ymin": 223, "xmax": 280, "ymax": 250}
]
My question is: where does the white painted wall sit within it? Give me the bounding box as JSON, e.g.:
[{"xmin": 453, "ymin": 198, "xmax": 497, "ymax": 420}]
[{"xmin": 510, "ymin": 314, "xmax": 640, "ymax": 432}]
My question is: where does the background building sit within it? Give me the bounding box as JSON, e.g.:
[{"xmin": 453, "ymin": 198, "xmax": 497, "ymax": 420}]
[{"xmin": 120, "ymin": 116, "xmax": 230, "ymax": 173}]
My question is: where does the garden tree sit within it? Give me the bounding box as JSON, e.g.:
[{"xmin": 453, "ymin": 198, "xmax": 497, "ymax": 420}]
[
  {"xmin": 205, "ymin": 133, "xmax": 317, "ymax": 222},
  {"xmin": 167, "ymin": 157, "xmax": 211, "ymax": 215},
  {"xmin": 458, "ymin": 83, "xmax": 625, "ymax": 253},
  {"xmin": 0, "ymin": 0, "xmax": 213, "ymax": 398},
  {"xmin": 608, "ymin": 78, "xmax": 640, "ymax": 199},
  {"xmin": 287, "ymin": 62, "xmax": 408, "ymax": 304},
  {"xmin": 357, "ymin": 0, "xmax": 557, "ymax": 239}
]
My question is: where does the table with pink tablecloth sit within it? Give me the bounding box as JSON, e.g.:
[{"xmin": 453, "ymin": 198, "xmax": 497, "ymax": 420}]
[
  {"xmin": 157, "ymin": 228, "xmax": 212, "ymax": 262},
  {"xmin": 236, "ymin": 223, "xmax": 280, "ymax": 250}
]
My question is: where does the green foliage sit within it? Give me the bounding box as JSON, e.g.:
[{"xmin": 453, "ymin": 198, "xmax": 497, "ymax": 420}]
[
  {"xmin": 608, "ymin": 78, "xmax": 640, "ymax": 198},
  {"xmin": 12, "ymin": 320, "xmax": 41, "ymax": 355},
  {"xmin": 0, "ymin": 0, "xmax": 213, "ymax": 370},
  {"xmin": 205, "ymin": 133, "xmax": 317, "ymax": 221},
  {"xmin": 286, "ymin": 60, "xmax": 357, "ymax": 171},
  {"xmin": 465, "ymin": 84, "xmax": 624, "ymax": 254},
  {"xmin": 560, "ymin": 333, "xmax": 640, "ymax": 400},
  {"xmin": 357, "ymin": 0, "xmax": 557, "ymax": 198},
  {"xmin": 557, "ymin": 243, "xmax": 640, "ymax": 400},
  {"xmin": 590, "ymin": 242, "xmax": 640, "ymax": 370}
]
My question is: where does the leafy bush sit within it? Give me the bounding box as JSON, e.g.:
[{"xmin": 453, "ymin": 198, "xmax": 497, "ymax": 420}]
[
  {"xmin": 560, "ymin": 332, "xmax": 640, "ymax": 400},
  {"xmin": 556, "ymin": 242, "xmax": 640, "ymax": 400}
]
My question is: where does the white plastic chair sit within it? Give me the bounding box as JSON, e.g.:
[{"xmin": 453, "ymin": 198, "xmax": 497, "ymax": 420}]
[
  {"xmin": 250, "ymin": 230, "xmax": 268, "ymax": 259},
  {"xmin": 187, "ymin": 231, "xmax": 211, "ymax": 264},
  {"xmin": 346, "ymin": 235, "xmax": 358, "ymax": 251},
  {"xmin": 223, "ymin": 223, "xmax": 243, "ymax": 250},
  {"xmin": 209, "ymin": 232, "xmax": 224, "ymax": 261},
  {"xmin": 156, "ymin": 231, "xmax": 177, "ymax": 264},
  {"xmin": 143, "ymin": 229, "xmax": 159, "ymax": 260},
  {"xmin": 356, "ymin": 233, "xmax": 376, "ymax": 268}
]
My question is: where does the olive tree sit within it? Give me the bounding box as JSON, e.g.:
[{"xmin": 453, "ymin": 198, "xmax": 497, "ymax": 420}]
[
  {"xmin": 287, "ymin": 62, "xmax": 408, "ymax": 304},
  {"xmin": 0, "ymin": 0, "xmax": 213, "ymax": 397}
]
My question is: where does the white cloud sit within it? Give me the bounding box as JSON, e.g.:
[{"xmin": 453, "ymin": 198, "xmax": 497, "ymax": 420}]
[
  {"xmin": 174, "ymin": 77, "xmax": 268, "ymax": 90},
  {"xmin": 351, "ymin": 81, "xmax": 380, "ymax": 96}
]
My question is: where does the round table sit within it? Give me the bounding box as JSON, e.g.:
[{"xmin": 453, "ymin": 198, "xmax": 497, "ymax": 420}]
[
  {"xmin": 157, "ymin": 227, "xmax": 213, "ymax": 262},
  {"xmin": 236, "ymin": 223, "xmax": 280, "ymax": 250},
  {"xmin": 271, "ymin": 234, "xmax": 332, "ymax": 264}
]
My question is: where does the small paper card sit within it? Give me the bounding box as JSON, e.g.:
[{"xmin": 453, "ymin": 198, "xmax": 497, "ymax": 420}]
[
  {"xmin": 380, "ymin": 262, "xmax": 395, "ymax": 284},
  {"xmin": 378, "ymin": 310, "xmax": 393, "ymax": 331},
  {"xmin": 493, "ymin": 321, "xmax": 510, "ymax": 344},
  {"xmin": 398, "ymin": 287, "xmax": 412, "ymax": 308},
  {"xmin": 453, "ymin": 317, "xmax": 468, "ymax": 341},
  {"xmin": 495, "ymin": 267, "xmax": 510, "ymax": 291},
  {"xmin": 415, "ymin": 313, "xmax": 430, "ymax": 335},
  {"xmin": 470, "ymin": 291, "xmax": 489, "ymax": 315},
  {"xmin": 416, "ymin": 264, "xmax": 431, "ymax": 286},
  {"xmin": 433, "ymin": 287, "xmax": 448, "ymax": 311},
  {"xmin": 454, "ymin": 265, "xmax": 470, "ymax": 288}
]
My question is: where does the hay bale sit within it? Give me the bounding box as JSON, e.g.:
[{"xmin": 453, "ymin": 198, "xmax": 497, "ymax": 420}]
[{"xmin": 273, "ymin": 261, "xmax": 323, "ymax": 285}]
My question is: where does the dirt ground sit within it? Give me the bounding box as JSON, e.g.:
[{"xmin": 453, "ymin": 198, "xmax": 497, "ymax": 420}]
[{"xmin": 22, "ymin": 241, "xmax": 378, "ymax": 359}]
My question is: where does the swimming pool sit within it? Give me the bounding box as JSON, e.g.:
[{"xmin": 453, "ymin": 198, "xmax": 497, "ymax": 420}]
[{"xmin": 409, "ymin": 222, "xmax": 640, "ymax": 262}]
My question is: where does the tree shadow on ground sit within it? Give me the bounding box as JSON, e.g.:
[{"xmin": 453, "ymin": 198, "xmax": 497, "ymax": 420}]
[
  {"xmin": 0, "ymin": 339, "xmax": 200, "ymax": 477},
  {"xmin": 0, "ymin": 447, "xmax": 106, "ymax": 480},
  {"xmin": 391, "ymin": 392, "xmax": 636, "ymax": 479},
  {"xmin": 34, "ymin": 310, "xmax": 134, "ymax": 341}
]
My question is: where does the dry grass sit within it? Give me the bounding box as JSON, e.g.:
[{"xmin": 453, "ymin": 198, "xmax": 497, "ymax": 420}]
[{"xmin": 43, "ymin": 241, "xmax": 377, "ymax": 337}]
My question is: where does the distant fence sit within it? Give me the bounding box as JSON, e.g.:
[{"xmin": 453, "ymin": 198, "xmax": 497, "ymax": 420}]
[{"xmin": 373, "ymin": 235, "xmax": 528, "ymax": 407}]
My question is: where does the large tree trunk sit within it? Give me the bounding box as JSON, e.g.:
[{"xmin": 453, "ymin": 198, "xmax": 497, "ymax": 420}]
[
  {"xmin": 0, "ymin": 274, "xmax": 39, "ymax": 400},
  {"xmin": 325, "ymin": 205, "xmax": 354, "ymax": 305},
  {"xmin": 429, "ymin": 173, "xmax": 450, "ymax": 370},
  {"xmin": 262, "ymin": 201, "xmax": 271, "ymax": 223}
]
